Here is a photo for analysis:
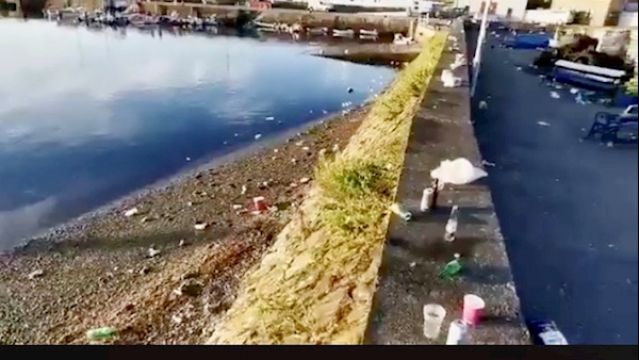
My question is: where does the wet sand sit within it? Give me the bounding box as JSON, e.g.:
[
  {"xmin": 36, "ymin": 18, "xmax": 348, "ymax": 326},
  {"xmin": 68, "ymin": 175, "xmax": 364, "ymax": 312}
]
[{"xmin": 0, "ymin": 107, "xmax": 367, "ymax": 344}]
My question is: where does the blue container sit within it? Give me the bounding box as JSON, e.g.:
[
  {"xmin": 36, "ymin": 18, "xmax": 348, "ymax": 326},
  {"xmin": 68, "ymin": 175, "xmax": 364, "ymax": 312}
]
[
  {"xmin": 615, "ymin": 91, "xmax": 638, "ymax": 108},
  {"xmin": 504, "ymin": 33, "xmax": 550, "ymax": 49}
]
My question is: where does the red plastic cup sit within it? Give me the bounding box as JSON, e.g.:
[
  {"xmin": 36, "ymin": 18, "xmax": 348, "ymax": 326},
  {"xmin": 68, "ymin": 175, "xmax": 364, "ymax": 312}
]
[
  {"xmin": 252, "ymin": 196, "xmax": 268, "ymax": 212},
  {"xmin": 462, "ymin": 294, "xmax": 485, "ymax": 326}
]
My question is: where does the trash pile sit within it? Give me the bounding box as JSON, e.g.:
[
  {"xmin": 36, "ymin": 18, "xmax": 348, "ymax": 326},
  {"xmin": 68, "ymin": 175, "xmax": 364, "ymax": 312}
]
[{"xmin": 388, "ymin": 156, "xmax": 494, "ymax": 344}]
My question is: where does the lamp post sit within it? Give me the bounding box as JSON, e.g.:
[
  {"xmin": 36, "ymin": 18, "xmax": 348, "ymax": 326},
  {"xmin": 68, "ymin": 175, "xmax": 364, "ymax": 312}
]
[{"xmin": 470, "ymin": 0, "xmax": 491, "ymax": 98}]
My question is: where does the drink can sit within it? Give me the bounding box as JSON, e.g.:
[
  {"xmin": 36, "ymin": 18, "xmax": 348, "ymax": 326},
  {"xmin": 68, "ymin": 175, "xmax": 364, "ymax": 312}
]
[{"xmin": 446, "ymin": 319, "xmax": 468, "ymax": 345}]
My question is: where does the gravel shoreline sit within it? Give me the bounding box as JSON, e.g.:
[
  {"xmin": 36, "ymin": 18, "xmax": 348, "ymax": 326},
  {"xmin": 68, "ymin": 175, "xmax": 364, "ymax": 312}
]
[{"xmin": 0, "ymin": 107, "xmax": 367, "ymax": 344}]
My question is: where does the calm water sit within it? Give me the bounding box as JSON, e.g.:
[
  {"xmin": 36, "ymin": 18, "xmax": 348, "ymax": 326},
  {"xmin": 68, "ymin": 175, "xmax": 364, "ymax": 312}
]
[{"xmin": 0, "ymin": 19, "xmax": 395, "ymax": 249}]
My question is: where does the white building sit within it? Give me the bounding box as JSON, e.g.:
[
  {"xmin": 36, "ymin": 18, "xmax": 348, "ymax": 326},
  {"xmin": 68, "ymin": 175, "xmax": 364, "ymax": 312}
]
[
  {"xmin": 463, "ymin": 0, "xmax": 529, "ymax": 20},
  {"xmin": 321, "ymin": 0, "xmax": 412, "ymax": 9}
]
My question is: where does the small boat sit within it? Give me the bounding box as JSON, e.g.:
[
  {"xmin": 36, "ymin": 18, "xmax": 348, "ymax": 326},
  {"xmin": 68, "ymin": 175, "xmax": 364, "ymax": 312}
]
[
  {"xmin": 332, "ymin": 29, "xmax": 355, "ymax": 38},
  {"xmin": 254, "ymin": 21, "xmax": 278, "ymax": 32},
  {"xmin": 307, "ymin": 27, "xmax": 328, "ymax": 35},
  {"xmin": 127, "ymin": 13, "xmax": 154, "ymax": 27},
  {"xmin": 359, "ymin": 29, "xmax": 378, "ymax": 38},
  {"xmin": 393, "ymin": 33, "xmax": 413, "ymax": 45},
  {"xmin": 202, "ymin": 15, "xmax": 218, "ymax": 27}
]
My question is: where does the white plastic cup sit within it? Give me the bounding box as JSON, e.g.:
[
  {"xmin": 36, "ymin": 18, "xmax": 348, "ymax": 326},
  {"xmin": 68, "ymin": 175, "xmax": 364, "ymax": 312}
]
[{"xmin": 423, "ymin": 304, "xmax": 447, "ymax": 339}]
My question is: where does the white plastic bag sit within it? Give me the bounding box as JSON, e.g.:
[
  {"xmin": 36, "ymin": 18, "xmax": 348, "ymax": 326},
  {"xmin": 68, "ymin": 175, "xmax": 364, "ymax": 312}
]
[
  {"xmin": 441, "ymin": 70, "xmax": 462, "ymax": 88},
  {"xmin": 430, "ymin": 158, "xmax": 487, "ymax": 186}
]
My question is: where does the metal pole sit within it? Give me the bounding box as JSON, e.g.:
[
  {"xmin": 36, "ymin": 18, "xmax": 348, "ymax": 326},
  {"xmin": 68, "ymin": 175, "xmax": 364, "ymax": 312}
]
[{"xmin": 470, "ymin": 0, "xmax": 491, "ymax": 98}]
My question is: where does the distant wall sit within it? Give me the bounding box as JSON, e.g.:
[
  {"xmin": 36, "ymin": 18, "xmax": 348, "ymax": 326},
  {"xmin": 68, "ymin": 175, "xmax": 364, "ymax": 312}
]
[
  {"xmin": 618, "ymin": 10, "xmax": 639, "ymax": 27},
  {"xmin": 524, "ymin": 9, "xmax": 573, "ymax": 24}
]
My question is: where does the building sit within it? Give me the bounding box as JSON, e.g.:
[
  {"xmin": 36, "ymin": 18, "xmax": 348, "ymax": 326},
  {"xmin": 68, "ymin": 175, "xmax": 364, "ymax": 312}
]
[
  {"xmin": 466, "ymin": 0, "xmax": 529, "ymax": 20},
  {"xmin": 0, "ymin": 0, "xmax": 21, "ymax": 16},
  {"xmin": 551, "ymin": 0, "xmax": 626, "ymax": 26},
  {"xmin": 321, "ymin": 0, "xmax": 411, "ymax": 10}
]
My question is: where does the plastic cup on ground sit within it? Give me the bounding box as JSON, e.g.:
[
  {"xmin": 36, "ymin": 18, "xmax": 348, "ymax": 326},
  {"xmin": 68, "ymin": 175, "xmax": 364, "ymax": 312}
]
[
  {"xmin": 446, "ymin": 319, "xmax": 469, "ymax": 345},
  {"xmin": 423, "ymin": 303, "xmax": 447, "ymax": 339},
  {"xmin": 252, "ymin": 196, "xmax": 268, "ymax": 213},
  {"xmin": 462, "ymin": 294, "xmax": 485, "ymax": 326}
]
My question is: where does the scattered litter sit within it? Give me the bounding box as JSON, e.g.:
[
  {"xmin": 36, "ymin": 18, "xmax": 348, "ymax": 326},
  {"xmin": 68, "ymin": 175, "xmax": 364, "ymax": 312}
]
[
  {"xmin": 289, "ymin": 182, "xmax": 298, "ymax": 188},
  {"xmin": 265, "ymin": 116, "xmax": 275, "ymax": 121},
  {"xmin": 28, "ymin": 269, "xmax": 44, "ymax": 280},
  {"xmin": 478, "ymin": 100, "xmax": 488, "ymax": 109},
  {"xmin": 550, "ymin": 91, "xmax": 560, "ymax": 99},
  {"xmin": 570, "ymin": 88, "xmax": 579, "ymax": 94},
  {"xmin": 341, "ymin": 101, "xmax": 352, "ymax": 108},
  {"xmin": 291, "ymin": 158, "xmax": 297, "ymax": 164},
  {"xmin": 273, "ymin": 148, "xmax": 279, "ymax": 153},
  {"xmin": 299, "ymin": 177, "xmax": 311, "ymax": 184},
  {"xmin": 554, "ymin": 84, "xmax": 563, "ymax": 90},
  {"xmin": 185, "ymin": 157, "xmax": 191, "ymax": 162},
  {"xmin": 441, "ymin": 69, "xmax": 462, "ymax": 88},
  {"xmin": 318, "ymin": 148, "xmax": 327, "ymax": 156},
  {"xmin": 606, "ymin": 141, "xmax": 614, "ymax": 148},
  {"xmin": 409, "ymin": 261, "xmax": 417, "ymax": 268},
  {"xmin": 332, "ymin": 144, "xmax": 340, "ymax": 152},
  {"xmin": 140, "ymin": 216, "xmax": 153, "ymax": 223},
  {"xmin": 527, "ymin": 319, "xmax": 568, "ymax": 345},
  {"xmin": 322, "ymin": 110, "xmax": 328, "ymax": 114},
  {"xmin": 423, "ymin": 303, "xmax": 446, "ymax": 339},
  {"xmin": 254, "ymin": 133, "xmax": 262, "ymax": 140},
  {"xmin": 174, "ymin": 279, "xmax": 203, "ymax": 297},
  {"xmin": 86, "ymin": 327, "xmax": 116, "ymax": 341},
  {"xmin": 147, "ymin": 246, "xmax": 161, "ymax": 258},
  {"xmin": 194, "ymin": 222, "xmax": 208, "ymax": 230},
  {"xmin": 516, "ymin": 66, "xmax": 522, "ymax": 71},
  {"xmin": 430, "ymin": 158, "xmax": 487, "ymax": 186},
  {"xmin": 252, "ymin": 196, "xmax": 269, "ymax": 214},
  {"xmin": 234, "ymin": 133, "xmax": 239, "ymax": 137},
  {"xmin": 481, "ymin": 159, "xmax": 496, "ymax": 167},
  {"xmin": 462, "ymin": 294, "xmax": 485, "ymax": 326},
  {"xmin": 241, "ymin": 184, "xmax": 247, "ymax": 195},
  {"xmin": 575, "ymin": 92, "xmax": 588, "ymax": 105},
  {"xmin": 232, "ymin": 204, "xmax": 243, "ymax": 210},
  {"xmin": 537, "ymin": 121, "xmax": 551, "ymax": 127},
  {"xmin": 420, "ymin": 187, "xmax": 435, "ymax": 212},
  {"xmin": 444, "ymin": 205, "xmax": 459, "ymax": 242},
  {"xmin": 139, "ymin": 266, "xmax": 151, "ymax": 275},
  {"xmin": 124, "ymin": 207, "xmax": 139, "ymax": 217},
  {"xmin": 302, "ymin": 146, "xmax": 310, "ymax": 152},
  {"xmin": 347, "ymin": 87, "xmax": 354, "ymax": 93},
  {"xmin": 295, "ymin": 140, "xmax": 304, "ymax": 146},
  {"xmin": 439, "ymin": 253, "xmax": 462, "ymax": 280},
  {"xmin": 178, "ymin": 239, "xmax": 188, "ymax": 247},
  {"xmin": 390, "ymin": 203, "xmax": 412, "ymax": 221},
  {"xmin": 171, "ymin": 315, "xmax": 183, "ymax": 324},
  {"xmin": 446, "ymin": 319, "xmax": 469, "ymax": 345}
]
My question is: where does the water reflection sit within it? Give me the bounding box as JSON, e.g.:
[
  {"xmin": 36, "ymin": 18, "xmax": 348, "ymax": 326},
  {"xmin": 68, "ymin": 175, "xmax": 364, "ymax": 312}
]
[{"xmin": 0, "ymin": 19, "xmax": 395, "ymax": 249}]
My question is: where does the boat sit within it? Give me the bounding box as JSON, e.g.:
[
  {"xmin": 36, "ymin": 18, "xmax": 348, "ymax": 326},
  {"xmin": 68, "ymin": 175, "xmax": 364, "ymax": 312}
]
[
  {"xmin": 127, "ymin": 13, "xmax": 155, "ymax": 27},
  {"xmin": 393, "ymin": 33, "xmax": 413, "ymax": 45},
  {"xmin": 254, "ymin": 21, "xmax": 278, "ymax": 32},
  {"xmin": 552, "ymin": 60, "xmax": 625, "ymax": 92},
  {"xmin": 359, "ymin": 29, "xmax": 378, "ymax": 39},
  {"xmin": 307, "ymin": 27, "xmax": 328, "ymax": 35},
  {"xmin": 202, "ymin": 15, "xmax": 218, "ymax": 27},
  {"xmin": 332, "ymin": 29, "xmax": 355, "ymax": 38}
]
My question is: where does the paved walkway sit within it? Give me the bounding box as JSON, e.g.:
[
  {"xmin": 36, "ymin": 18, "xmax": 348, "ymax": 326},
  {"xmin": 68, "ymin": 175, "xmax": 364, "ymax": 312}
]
[
  {"xmin": 365, "ymin": 24, "xmax": 529, "ymax": 345},
  {"xmin": 469, "ymin": 28, "xmax": 638, "ymax": 344}
]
